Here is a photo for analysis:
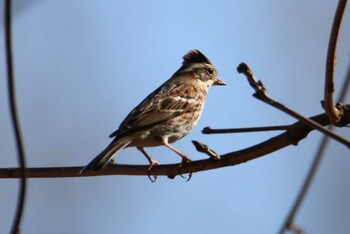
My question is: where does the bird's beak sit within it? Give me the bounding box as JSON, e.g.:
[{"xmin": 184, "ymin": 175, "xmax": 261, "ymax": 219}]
[{"xmin": 214, "ymin": 76, "xmax": 225, "ymax": 86}]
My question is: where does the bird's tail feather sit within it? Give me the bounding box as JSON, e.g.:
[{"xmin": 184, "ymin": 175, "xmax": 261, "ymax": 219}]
[{"xmin": 80, "ymin": 138, "xmax": 131, "ymax": 173}]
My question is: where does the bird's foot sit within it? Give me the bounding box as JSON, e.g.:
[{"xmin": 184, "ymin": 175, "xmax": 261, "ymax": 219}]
[{"xmin": 147, "ymin": 159, "xmax": 160, "ymax": 183}]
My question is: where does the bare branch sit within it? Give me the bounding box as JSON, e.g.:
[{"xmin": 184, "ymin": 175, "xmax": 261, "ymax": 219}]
[
  {"xmin": 280, "ymin": 130, "xmax": 331, "ymax": 234},
  {"xmin": 5, "ymin": 1, "xmax": 27, "ymax": 234},
  {"xmin": 280, "ymin": 62, "xmax": 350, "ymax": 234},
  {"xmin": 202, "ymin": 125, "xmax": 290, "ymax": 134},
  {"xmin": 0, "ymin": 110, "xmax": 349, "ymax": 180},
  {"xmin": 237, "ymin": 63, "xmax": 350, "ymax": 148},
  {"xmin": 324, "ymin": 0, "xmax": 348, "ymax": 125}
]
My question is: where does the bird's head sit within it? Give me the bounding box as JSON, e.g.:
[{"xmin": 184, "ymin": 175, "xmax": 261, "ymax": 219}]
[{"xmin": 178, "ymin": 49, "xmax": 225, "ymax": 91}]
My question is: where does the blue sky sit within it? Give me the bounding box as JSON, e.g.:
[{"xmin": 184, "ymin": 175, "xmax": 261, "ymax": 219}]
[{"xmin": 1, "ymin": 1, "xmax": 349, "ymax": 233}]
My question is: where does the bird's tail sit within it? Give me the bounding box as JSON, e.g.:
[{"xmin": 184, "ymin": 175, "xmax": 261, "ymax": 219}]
[{"xmin": 80, "ymin": 138, "xmax": 131, "ymax": 173}]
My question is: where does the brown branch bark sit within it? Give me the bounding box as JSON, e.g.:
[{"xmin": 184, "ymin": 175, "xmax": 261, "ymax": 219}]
[
  {"xmin": 0, "ymin": 110, "xmax": 349, "ymax": 179},
  {"xmin": 324, "ymin": 0, "xmax": 348, "ymax": 125}
]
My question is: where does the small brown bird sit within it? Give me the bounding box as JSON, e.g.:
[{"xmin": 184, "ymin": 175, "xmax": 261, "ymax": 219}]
[{"xmin": 81, "ymin": 49, "xmax": 225, "ymax": 173}]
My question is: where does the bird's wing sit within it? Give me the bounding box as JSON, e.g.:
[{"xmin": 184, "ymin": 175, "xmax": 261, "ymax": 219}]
[{"xmin": 109, "ymin": 82, "xmax": 202, "ymax": 138}]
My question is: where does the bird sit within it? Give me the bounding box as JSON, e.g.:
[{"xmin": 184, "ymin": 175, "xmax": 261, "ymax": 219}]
[{"xmin": 80, "ymin": 49, "xmax": 225, "ymax": 174}]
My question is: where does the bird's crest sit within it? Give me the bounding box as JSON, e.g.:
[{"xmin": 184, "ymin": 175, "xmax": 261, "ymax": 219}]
[{"xmin": 182, "ymin": 49, "xmax": 212, "ymax": 67}]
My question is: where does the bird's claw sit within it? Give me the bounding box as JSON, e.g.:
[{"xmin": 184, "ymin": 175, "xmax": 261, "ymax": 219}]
[
  {"xmin": 178, "ymin": 158, "xmax": 192, "ymax": 181},
  {"xmin": 179, "ymin": 171, "xmax": 192, "ymax": 181},
  {"xmin": 147, "ymin": 161, "xmax": 159, "ymax": 183},
  {"xmin": 147, "ymin": 174, "xmax": 157, "ymax": 183}
]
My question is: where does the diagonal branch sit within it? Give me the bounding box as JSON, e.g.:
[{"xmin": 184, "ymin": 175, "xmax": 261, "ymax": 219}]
[
  {"xmin": 237, "ymin": 63, "xmax": 350, "ymax": 148},
  {"xmin": 280, "ymin": 61, "xmax": 350, "ymax": 234},
  {"xmin": 0, "ymin": 110, "xmax": 349, "ymax": 179},
  {"xmin": 324, "ymin": 0, "xmax": 348, "ymax": 125}
]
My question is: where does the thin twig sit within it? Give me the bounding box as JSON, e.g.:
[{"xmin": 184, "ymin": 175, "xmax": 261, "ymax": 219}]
[
  {"xmin": 202, "ymin": 125, "xmax": 290, "ymax": 134},
  {"xmin": 280, "ymin": 62, "xmax": 350, "ymax": 234},
  {"xmin": 324, "ymin": 0, "xmax": 348, "ymax": 124},
  {"xmin": 0, "ymin": 111, "xmax": 348, "ymax": 179},
  {"xmin": 192, "ymin": 140, "xmax": 221, "ymax": 160},
  {"xmin": 237, "ymin": 63, "xmax": 350, "ymax": 148},
  {"xmin": 5, "ymin": 1, "xmax": 27, "ymax": 234}
]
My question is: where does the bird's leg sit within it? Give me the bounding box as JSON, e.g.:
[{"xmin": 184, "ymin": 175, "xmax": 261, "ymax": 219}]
[
  {"xmin": 137, "ymin": 147, "xmax": 159, "ymax": 183},
  {"xmin": 162, "ymin": 141, "xmax": 192, "ymax": 181},
  {"xmin": 162, "ymin": 141, "xmax": 191, "ymax": 162}
]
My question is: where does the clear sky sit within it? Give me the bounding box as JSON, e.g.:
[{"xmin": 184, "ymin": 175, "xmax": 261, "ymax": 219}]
[{"xmin": 1, "ymin": 1, "xmax": 349, "ymax": 233}]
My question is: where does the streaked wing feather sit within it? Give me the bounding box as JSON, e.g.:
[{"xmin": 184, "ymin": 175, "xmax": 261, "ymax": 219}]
[
  {"xmin": 110, "ymin": 82, "xmax": 200, "ymax": 138},
  {"xmin": 130, "ymin": 96, "xmax": 193, "ymax": 127}
]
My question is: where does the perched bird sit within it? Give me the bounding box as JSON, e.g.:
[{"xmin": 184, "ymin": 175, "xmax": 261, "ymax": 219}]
[{"xmin": 81, "ymin": 49, "xmax": 225, "ymax": 173}]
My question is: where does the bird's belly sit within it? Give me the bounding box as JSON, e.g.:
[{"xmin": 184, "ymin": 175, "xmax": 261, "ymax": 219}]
[{"xmin": 128, "ymin": 111, "xmax": 201, "ymax": 147}]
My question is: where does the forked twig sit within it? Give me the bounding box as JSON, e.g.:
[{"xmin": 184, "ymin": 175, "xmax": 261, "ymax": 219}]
[{"xmin": 237, "ymin": 63, "xmax": 350, "ymax": 148}]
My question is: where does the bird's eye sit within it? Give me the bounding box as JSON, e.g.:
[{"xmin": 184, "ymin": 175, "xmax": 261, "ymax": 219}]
[{"xmin": 207, "ymin": 68, "xmax": 214, "ymax": 75}]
